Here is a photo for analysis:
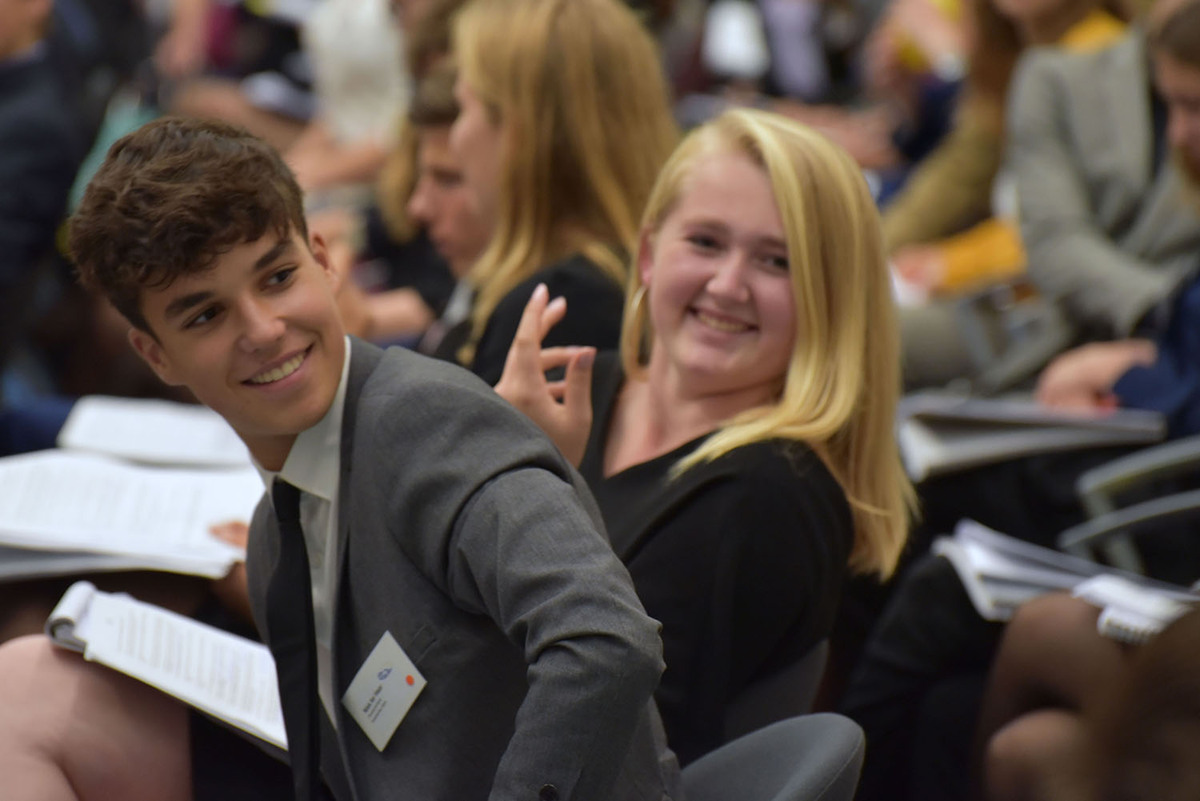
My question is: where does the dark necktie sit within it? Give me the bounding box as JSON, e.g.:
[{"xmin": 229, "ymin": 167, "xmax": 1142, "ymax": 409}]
[{"xmin": 266, "ymin": 477, "xmax": 321, "ymax": 801}]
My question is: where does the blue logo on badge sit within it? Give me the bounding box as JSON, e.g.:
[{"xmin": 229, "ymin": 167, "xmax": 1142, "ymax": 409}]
[{"xmin": 377, "ymin": 667, "xmax": 392, "ymax": 681}]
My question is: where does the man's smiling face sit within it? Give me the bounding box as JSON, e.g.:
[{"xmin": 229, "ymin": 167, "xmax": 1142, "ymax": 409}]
[{"xmin": 129, "ymin": 230, "xmax": 347, "ymax": 470}]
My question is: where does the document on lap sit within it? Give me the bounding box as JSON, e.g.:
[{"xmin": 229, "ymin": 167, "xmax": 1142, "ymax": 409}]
[
  {"xmin": 935, "ymin": 519, "xmax": 1199, "ymax": 640},
  {"xmin": 0, "ymin": 450, "xmax": 258, "ymax": 579},
  {"xmin": 47, "ymin": 581, "xmax": 287, "ymax": 750},
  {"xmin": 57, "ymin": 396, "xmax": 251, "ymax": 467},
  {"xmin": 897, "ymin": 392, "xmax": 1166, "ymax": 482}
]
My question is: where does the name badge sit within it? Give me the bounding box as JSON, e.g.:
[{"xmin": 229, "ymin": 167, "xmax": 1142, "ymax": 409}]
[{"xmin": 341, "ymin": 631, "xmax": 427, "ymax": 751}]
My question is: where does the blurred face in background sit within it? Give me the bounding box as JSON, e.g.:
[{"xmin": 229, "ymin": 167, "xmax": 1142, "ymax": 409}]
[
  {"xmin": 407, "ymin": 126, "xmax": 491, "ymax": 278},
  {"xmin": 448, "ymin": 75, "xmax": 505, "ymax": 239},
  {"xmin": 389, "ymin": 0, "xmax": 433, "ymax": 28},
  {"xmin": 1153, "ymin": 51, "xmax": 1200, "ymax": 186}
]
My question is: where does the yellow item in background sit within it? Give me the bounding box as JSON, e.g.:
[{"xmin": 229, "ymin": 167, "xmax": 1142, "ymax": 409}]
[{"xmin": 893, "ymin": 0, "xmax": 963, "ymax": 72}]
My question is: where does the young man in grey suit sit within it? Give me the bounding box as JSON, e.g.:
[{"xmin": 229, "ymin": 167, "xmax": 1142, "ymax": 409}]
[{"xmin": 0, "ymin": 116, "xmax": 680, "ymax": 801}]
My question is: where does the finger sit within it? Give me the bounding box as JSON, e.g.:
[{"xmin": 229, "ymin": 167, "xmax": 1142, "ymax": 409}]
[
  {"xmin": 209, "ymin": 521, "xmax": 250, "ymax": 548},
  {"xmin": 513, "ymin": 284, "xmax": 551, "ymax": 348},
  {"xmin": 538, "ymin": 295, "xmax": 568, "ymax": 341},
  {"xmin": 537, "ymin": 347, "xmax": 585, "ymax": 372},
  {"xmin": 563, "ymin": 347, "xmax": 595, "ymax": 421},
  {"xmin": 500, "ymin": 285, "xmax": 551, "ymax": 388}
]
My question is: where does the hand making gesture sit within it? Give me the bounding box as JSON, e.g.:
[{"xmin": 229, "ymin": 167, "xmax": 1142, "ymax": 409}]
[{"xmin": 494, "ymin": 284, "xmax": 596, "ymax": 466}]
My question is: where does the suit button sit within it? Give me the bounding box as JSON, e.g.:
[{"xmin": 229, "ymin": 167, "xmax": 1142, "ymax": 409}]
[{"xmin": 538, "ymin": 784, "xmax": 559, "ymax": 801}]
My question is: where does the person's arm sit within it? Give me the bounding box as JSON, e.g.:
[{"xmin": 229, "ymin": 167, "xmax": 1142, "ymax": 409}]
[
  {"xmin": 882, "ymin": 98, "xmax": 1003, "ymax": 254},
  {"xmin": 446, "ymin": 467, "xmax": 664, "ymax": 801},
  {"xmin": 154, "ymin": 0, "xmax": 211, "ymax": 80},
  {"xmin": 1010, "ymin": 49, "xmax": 1177, "ymax": 337},
  {"xmin": 1034, "ymin": 339, "xmax": 1157, "ymax": 410},
  {"xmin": 892, "ymin": 217, "xmax": 1027, "ymax": 293}
]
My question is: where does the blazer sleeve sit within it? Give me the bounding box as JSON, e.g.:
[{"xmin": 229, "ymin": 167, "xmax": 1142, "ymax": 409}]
[
  {"xmin": 1010, "ymin": 48, "xmax": 1176, "ymax": 337},
  {"xmin": 443, "ymin": 466, "xmax": 664, "ymax": 801},
  {"xmin": 882, "ymin": 97, "xmax": 1003, "ymax": 254}
]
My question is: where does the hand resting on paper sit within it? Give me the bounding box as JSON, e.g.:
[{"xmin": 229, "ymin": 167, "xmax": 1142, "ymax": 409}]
[
  {"xmin": 494, "ymin": 283, "xmax": 595, "ymax": 467},
  {"xmin": 1035, "ymin": 340, "xmax": 1157, "ymax": 412},
  {"xmin": 209, "ymin": 521, "xmax": 253, "ymax": 624}
]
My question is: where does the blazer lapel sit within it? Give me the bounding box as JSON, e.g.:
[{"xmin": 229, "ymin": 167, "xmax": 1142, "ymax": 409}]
[
  {"xmin": 330, "ymin": 337, "xmax": 384, "ymax": 694},
  {"xmin": 335, "ymin": 337, "xmax": 383, "ymax": 565}
]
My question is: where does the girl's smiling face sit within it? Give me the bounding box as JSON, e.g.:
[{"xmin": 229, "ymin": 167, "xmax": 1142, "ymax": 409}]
[{"xmin": 640, "ymin": 150, "xmax": 796, "ymax": 400}]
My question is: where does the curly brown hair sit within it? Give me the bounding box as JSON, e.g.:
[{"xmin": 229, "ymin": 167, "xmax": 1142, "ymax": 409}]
[{"xmin": 69, "ymin": 116, "xmax": 308, "ymax": 334}]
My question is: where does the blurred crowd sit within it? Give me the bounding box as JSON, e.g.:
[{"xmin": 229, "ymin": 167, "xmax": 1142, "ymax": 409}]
[{"xmin": 3, "ymin": 0, "xmax": 1200, "ymax": 798}]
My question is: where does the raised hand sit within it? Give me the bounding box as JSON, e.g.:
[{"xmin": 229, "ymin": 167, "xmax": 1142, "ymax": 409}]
[{"xmin": 494, "ymin": 284, "xmax": 596, "ymax": 466}]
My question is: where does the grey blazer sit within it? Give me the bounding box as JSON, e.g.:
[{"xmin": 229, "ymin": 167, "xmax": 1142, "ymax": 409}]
[
  {"xmin": 1010, "ymin": 29, "xmax": 1200, "ymax": 340},
  {"xmin": 246, "ymin": 338, "xmax": 681, "ymax": 801}
]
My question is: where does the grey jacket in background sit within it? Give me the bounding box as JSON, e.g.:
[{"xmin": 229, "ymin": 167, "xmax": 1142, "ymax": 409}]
[{"xmin": 1010, "ymin": 29, "xmax": 1200, "ymax": 341}]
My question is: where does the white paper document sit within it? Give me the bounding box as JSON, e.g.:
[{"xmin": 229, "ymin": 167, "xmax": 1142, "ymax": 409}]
[
  {"xmin": 58, "ymin": 396, "xmax": 251, "ymax": 467},
  {"xmin": 47, "ymin": 581, "xmax": 287, "ymax": 749},
  {"xmin": 0, "ymin": 450, "xmax": 261, "ymax": 578},
  {"xmin": 936, "ymin": 520, "xmax": 1195, "ymax": 635}
]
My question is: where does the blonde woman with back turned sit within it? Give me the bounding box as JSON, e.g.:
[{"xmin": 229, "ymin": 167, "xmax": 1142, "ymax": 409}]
[
  {"xmin": 498, "ymin": 108, "xmax": 914, "ymax": 763},
  {"xmin": 447, "ymin": 0, "xmax": 679, "ymax": 384}
]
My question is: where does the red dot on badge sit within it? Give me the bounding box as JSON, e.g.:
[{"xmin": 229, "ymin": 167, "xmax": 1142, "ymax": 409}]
[{"xmin": 406, "ymin": 675, "xmax": 414, "ymax": 686}]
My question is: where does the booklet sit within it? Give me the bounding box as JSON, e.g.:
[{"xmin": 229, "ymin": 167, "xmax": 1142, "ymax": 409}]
[
  {"xmin": 46, "ymin": 581, "xmax": 286, "ymax": 750},
  {"xmin": 57, "ymin": 396, "xmax": 251, "ymax": 468},
  {"xmin": 1072, "ymin": 574, "xmax": 1198, "ymax": 644},
  {"xmin": 934, "ymin": 520, "xmax": 1198, "ymax": 642},
  {"xmin": 0, "ymin": 450, "xmax": 261, "ymax": 579},
  {"xmin": 897, "ymin": 392, "xmax": 1165, "ymax": 482}
]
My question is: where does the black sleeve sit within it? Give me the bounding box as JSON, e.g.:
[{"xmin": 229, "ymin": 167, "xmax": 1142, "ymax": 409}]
[
  {"xmin": 361, "ymin": 210, "xmax": 457, "ymax": 314},
  {"xmin": 0, "ymin": 121, "xmax": 75, "ymax": 286},
  {"xmin": 469, "ymin": 261, "xmax": 625, "ymax": 386}
]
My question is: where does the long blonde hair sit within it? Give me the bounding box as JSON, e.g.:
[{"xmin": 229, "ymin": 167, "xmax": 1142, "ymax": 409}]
[
  {"xmin": 453, "ymin": 0, "xmax": 679, "ymax": 362},
  {"xmin": 620, "ymin": 109, "xmax": 914, "ymax": 578}
]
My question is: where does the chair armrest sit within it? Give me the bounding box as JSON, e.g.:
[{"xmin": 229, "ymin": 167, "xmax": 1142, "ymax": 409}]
[
  {"xmin": 1076, "ymin": 434, "xmax": 1200, "ymax": 517},
  {"xmin": 1057, "ymin": 488, "xmax": 1200, "ymax": 571},
  {"xmin": 723, "ymin": 640, "xmax": 828, "ymax": 744}
]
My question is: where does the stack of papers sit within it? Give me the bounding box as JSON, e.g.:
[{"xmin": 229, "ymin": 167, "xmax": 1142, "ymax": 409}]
[
  {"xmin": 0, "ymin": 396, "xmax": 262, "ymax": 581},
  {"xmin": 935, "ymin": 520, "xmax": 1198, "ymax": 642},
  {"xmin": 898, "ymin": 392, "xmax": 1165, "ymax": 482}
]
